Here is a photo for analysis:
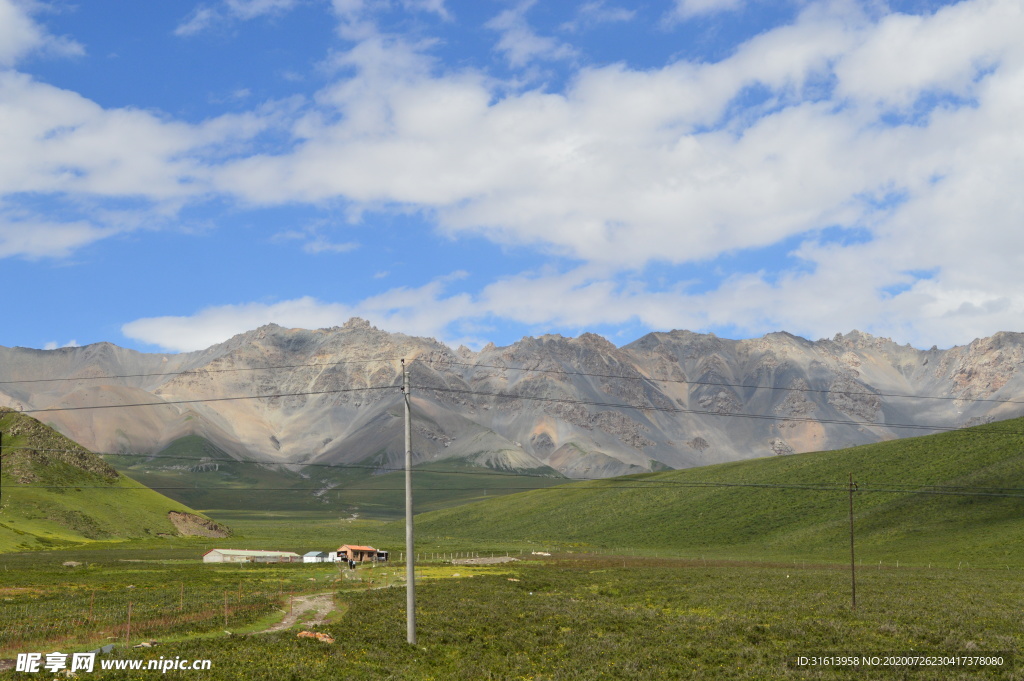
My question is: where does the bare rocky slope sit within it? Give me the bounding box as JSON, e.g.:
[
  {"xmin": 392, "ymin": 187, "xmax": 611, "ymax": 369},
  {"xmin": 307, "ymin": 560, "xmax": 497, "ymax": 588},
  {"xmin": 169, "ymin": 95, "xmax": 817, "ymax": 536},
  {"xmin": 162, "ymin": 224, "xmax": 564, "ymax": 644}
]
[{"xmin": 2, "ymin": 320, "xmax": 1023, "ymax": 481}]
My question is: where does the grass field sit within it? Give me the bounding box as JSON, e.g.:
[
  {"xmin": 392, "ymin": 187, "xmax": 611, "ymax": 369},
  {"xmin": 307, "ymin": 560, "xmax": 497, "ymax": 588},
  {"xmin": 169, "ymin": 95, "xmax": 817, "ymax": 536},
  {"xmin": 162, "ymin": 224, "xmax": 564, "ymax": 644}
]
[
  {"xmin": 3, "ymin": 552, "xmax": 1020, "ymax": 680},
  {"xmin": 0, "ymin": 411, "xmax": 214, "ymax": 553},
  {"xmin": 5, "ymin": 418, "xmax": 1024, "ymax": 678},
  {"xmin": 409, "ymin": 418, "xmax": 1024, "ymax": 568},
  {"xmin": 109, "ymin": 436, "xmax": 565, "ymax": 517}
]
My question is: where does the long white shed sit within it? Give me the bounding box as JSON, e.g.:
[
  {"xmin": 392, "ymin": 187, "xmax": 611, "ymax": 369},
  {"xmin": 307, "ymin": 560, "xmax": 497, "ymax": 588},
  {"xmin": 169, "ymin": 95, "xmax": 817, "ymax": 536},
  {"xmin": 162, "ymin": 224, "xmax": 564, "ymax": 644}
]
[{"xmin": 202, "ymin": 549, "xmax": 301, "ymax": 563}]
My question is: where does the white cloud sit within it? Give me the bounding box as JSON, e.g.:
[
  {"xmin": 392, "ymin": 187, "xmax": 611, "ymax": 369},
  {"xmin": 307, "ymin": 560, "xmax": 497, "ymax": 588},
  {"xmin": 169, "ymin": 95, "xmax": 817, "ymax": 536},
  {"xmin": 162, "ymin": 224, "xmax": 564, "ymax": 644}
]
[
  {"xmin": 175, "ymin": 0, "xmax": 301, "ymax": 35},
  {"xmin": 0, "ymin": 72, "xmax": 266, "ymax": 200},
  {"xmin": 213, "ymin": 4, "xmax": 868, "ymax": 263},
  {"xmin": 833, "ymin": 0, "xmax": 1020, "ymax": 109},
  {"xmin": 174, "ymin": 7, "xmax": 220, "ymax": 36},
  {"xmin": 122, "ymin": 275, "xmax": 476, "ymax": 351},
  {"xmin": 562, "ymin": 1, "xmax": 635, "ymax": 31},
  {"xmin": 302, "ymin": 237, "xmax": 359, "ymax": 254},
  {"xmin": 11, "ymin": 0, "xmax": 1024, "ymax": 350},
  {"xmin": 0, "ymin": 0, "xmax": 83, "ymax": 67},
  {"xmin": 272, "ymin": 223, "xmax": 360, "ymax": 255},
  {"xmin": 225, "ymin": 0, "xmax": 300, "ymax": 20},
  {"xmin": 123, "ymin": 297, "xmax": 356, "ymax": 352},
  {"xmin": 669, "ymin": 0, "xmax": 746, "ymax": 22},
  {"xmin": 199, "ymin": 0, "xmax": 1024, "ymax": 348},
  {"xmin": 402, "ymin": 0, "xmax": 450, "ymax": 20},
  {"xmin": 0, "ymin": 69, "xmax": 275, "ymax": 261},
  {"xmin": 43, "ymin": 340, "xmax": 78, "ymax": 350},
  {"xmin": 485, "ymin": 1, "xmax": 576, "ymax": 68},
  {"xmin": 0, "ymin": 209, "xmax": 119, "ymax": 259}
]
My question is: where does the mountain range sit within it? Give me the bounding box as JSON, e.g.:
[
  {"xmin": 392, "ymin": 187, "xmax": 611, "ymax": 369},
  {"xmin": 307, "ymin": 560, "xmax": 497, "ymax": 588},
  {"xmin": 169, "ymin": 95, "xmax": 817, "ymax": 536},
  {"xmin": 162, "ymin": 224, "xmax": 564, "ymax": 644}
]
[{"xmin": 2, "ymin": 320, "xmax": 1023, "ymax": 489}]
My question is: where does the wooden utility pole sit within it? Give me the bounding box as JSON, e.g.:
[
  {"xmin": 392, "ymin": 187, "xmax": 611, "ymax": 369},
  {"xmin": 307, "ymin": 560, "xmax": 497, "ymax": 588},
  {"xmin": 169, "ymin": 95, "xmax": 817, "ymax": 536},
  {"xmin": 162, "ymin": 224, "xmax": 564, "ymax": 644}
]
[
  {"xmin": 849, "ymin": 473, "xmax": 857, "ymax": 611},
  {"xmin": 403, "ymin": 358, "xmax": 417, "ymax": 645}
]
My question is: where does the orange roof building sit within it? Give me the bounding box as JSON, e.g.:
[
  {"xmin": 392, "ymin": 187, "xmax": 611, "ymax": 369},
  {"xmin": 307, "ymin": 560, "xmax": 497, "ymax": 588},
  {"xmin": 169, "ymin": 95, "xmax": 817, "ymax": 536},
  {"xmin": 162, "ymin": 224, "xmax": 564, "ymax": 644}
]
[{"xmin": 337, "ymin": 544, "xmax": 379, "ymax": 562}]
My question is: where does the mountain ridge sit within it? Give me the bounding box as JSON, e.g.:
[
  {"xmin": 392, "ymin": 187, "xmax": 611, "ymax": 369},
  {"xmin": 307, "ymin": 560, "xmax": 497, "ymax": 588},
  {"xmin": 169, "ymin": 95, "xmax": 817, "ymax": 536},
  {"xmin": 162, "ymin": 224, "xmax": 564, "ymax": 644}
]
[{"xmin": 2, "ymin": 321, "xmax": 1023, "ymax": 493}]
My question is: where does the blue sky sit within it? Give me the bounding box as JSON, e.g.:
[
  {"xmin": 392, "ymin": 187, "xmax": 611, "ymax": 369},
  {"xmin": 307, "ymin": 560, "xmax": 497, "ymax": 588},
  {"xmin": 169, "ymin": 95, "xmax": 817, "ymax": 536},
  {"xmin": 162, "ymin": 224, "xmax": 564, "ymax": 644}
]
[{"xmin": 2, "ymin": 0, "xmax": 1023, "ymax": 353}]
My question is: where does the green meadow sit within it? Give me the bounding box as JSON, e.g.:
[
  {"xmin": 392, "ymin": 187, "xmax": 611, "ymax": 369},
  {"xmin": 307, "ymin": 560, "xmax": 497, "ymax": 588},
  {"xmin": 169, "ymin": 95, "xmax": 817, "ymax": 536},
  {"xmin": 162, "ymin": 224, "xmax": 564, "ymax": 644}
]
[
  {"xmin": 409, "ymin": 418, "xmax": 1024, "ymax": 568},
  {"xmin": 2, "ymin": 552, "xmax": 1021, "ymax": 680},
  {"xmin": 0, "ymin": 410, "xmax": 213, "ymax": 553},
  {"xmin": 3, "ymin": 417, "xmax": 1024, "ymax": 678},
  {"xmin": 109, "ymin": 435, "xmax": 565, "ymax": 516}
]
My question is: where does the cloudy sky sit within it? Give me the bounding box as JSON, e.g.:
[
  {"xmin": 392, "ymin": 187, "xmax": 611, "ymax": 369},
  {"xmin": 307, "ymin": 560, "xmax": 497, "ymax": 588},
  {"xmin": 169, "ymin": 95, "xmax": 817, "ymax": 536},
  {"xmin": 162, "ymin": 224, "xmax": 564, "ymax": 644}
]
[{"xmin": 2, "ymin": 0, "xmax": 1022, "ymax": 353}]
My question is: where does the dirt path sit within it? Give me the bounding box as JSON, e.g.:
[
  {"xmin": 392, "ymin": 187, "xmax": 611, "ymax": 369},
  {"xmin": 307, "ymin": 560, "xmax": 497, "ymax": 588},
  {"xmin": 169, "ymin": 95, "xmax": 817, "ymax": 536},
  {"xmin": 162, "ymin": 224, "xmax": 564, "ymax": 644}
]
[{"xmin": 254, "ymin": 592, "xmax": 338, "ymax": 634}]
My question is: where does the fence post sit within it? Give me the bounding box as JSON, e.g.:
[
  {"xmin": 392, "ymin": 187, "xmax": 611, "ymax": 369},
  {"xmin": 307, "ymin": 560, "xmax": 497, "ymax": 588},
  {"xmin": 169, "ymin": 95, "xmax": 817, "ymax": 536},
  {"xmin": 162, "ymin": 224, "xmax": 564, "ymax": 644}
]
[{"xmin": 126, "ymin": 602, "xmax": 133, "ymax": 645}]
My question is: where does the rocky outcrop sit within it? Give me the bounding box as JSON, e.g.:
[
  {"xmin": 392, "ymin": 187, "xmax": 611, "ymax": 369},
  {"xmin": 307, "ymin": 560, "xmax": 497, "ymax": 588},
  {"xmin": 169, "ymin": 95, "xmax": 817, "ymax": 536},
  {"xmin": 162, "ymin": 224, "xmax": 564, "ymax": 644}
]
[
  {"xmin": 0, "ymin": 407, "xmax": 119, "ymax": 483},
  {"xmin": 167, "ymin": 511, "xmax": 230, "ymax": 538}
]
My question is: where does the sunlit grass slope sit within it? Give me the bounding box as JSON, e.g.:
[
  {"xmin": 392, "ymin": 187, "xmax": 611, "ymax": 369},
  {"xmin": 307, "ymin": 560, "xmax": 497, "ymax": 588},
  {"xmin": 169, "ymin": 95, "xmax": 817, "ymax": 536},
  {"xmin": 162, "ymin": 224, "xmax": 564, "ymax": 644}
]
[
  {"xmin": 0, "ymin": 409, "xmax": 217, "ymax": 552},
  {"xmin": 410, "ymin": 418, "xmax": 1024, "ymax": 567}
]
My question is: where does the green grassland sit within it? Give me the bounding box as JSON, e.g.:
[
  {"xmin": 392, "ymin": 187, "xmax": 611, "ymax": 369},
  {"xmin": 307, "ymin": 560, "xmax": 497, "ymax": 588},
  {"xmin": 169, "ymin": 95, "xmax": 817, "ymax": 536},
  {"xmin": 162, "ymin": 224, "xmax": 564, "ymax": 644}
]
[
  {"xmin": 20, "ymin": 556, "xmax": 1021, "ymax": 680},
  {"xmin": 4, "ymin": 416, "xmax": 1024, "ymax": 677},
  {"xmin": 0, "ymin": 411, "xmax": 219, "ymax": 553},
  {"xmin": 0, "ymin": 474, "xmax": 211, "ymax": 553},
  {"xmin": 0, "ymin": 551, "xmax": 351, "ymax": 655},
  {"xmin": 110, "ymin": 435, "xmax": 565, "ymax": 517},
  {"xmin": 0, "ymin": 541, "xmax": 510, "ymax": 659},
  {"xmin": 408, "ymin": 418, "xmax": 1024, "ymax": 568}
]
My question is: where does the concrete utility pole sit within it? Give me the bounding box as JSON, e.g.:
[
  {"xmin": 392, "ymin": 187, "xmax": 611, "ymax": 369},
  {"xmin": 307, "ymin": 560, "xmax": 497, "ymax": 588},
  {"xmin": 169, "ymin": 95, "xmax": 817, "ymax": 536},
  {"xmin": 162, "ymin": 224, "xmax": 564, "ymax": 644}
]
[
  {"xmin": 403, "ymin": 359, "xmax": 416, "ymax": 644},
  {"xmin": 849, "ymin": 472, "xmax": 857, "ymax": 611}
]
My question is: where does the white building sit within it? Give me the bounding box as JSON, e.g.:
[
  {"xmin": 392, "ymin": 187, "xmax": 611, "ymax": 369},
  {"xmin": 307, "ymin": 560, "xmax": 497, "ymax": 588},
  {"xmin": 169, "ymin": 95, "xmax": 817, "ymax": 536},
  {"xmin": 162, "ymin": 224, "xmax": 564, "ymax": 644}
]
[{"xmin": 202, "ymin": 549, "xmax": 301, "ymax": 563}]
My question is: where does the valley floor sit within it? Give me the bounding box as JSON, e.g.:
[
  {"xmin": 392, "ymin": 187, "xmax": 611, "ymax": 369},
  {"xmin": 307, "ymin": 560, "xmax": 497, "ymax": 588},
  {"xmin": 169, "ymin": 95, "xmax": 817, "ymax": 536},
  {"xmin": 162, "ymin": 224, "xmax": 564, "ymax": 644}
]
[{"xmin": 2, "ymin": 547, "xmax": 1021, "ymax": 680}]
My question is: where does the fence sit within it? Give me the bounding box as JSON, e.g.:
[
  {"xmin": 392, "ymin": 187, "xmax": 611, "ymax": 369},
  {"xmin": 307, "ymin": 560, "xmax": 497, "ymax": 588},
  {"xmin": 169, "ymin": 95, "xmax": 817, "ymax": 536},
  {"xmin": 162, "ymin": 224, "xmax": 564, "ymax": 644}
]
[{"xmin": 0, "ymin": 581, "xmax": 323, "ymax": 653}]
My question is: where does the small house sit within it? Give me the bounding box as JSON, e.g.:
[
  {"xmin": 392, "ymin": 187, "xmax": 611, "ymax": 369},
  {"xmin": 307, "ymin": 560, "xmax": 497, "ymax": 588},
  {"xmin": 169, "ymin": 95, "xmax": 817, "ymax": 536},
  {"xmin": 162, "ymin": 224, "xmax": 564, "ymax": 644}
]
[
  {"xmin": 337, "ymin": 545, "xmax": 380, "ymax": 563},
  {"xmin": 303, "ymin": 551, "xmax": 329, "ymax": 564}
]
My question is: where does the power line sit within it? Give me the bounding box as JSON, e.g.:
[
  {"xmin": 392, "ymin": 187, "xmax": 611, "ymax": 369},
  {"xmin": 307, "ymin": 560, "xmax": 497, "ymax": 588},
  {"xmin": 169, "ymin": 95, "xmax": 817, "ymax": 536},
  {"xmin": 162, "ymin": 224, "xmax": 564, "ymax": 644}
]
[
  {"xmin": 416, "ymin": 385, "xmax": 1024, "ymax": 435},
  {"xmin": 0, "ymin": 358, "xmax": 403, "ymax": 386},
  {"xmin": 8, "ymin": 447, "xmax": 1024, "ymax": 493},
  {"xmin": 2, "ymin": 448, "xmax": 567, "ymax": 479},
  {"xmin": 11, "ymin": 385, "xmax": 397, "ymax": 415},
  {"xmin": 4, "ymin": 380, "xmax": 1011, "ymax": 434},
  {"xmin": 419, "ymin": 357, "xmax": 1024, "ymax": 406},
  {"xmin": 2, "ymin": 353, "xmax": 1020, "ymax": 407},
  {"xmin": 4, "ymin": 480, "xmax": 1024, "ymax": 499}
]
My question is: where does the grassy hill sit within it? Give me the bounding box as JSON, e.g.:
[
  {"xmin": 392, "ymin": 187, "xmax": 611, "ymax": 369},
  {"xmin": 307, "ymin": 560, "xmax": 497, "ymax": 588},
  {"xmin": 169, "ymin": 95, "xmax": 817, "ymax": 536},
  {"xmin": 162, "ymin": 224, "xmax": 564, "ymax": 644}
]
[
  {"xmin": 408, "ymin": 417, "xmax": 1024, "ymax": 567},
  {"xmin": 109, "ymin": 435, "xmax": 565, "ymax": 517},
  {"xmin": 0, "ymin": 409, "xmax": 226, "ymax": 552}
]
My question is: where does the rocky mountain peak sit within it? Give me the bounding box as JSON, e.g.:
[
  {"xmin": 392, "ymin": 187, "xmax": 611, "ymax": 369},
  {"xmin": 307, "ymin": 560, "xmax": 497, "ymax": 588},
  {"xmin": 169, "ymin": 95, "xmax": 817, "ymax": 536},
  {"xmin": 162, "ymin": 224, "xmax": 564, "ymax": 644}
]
[
  {"xmin": 342, "ymin": 317, "xmax": 375, "ymax": 330},
  {"xmin": 574, "ymin": 332, "xmax": 617, "ymax": 351}
]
